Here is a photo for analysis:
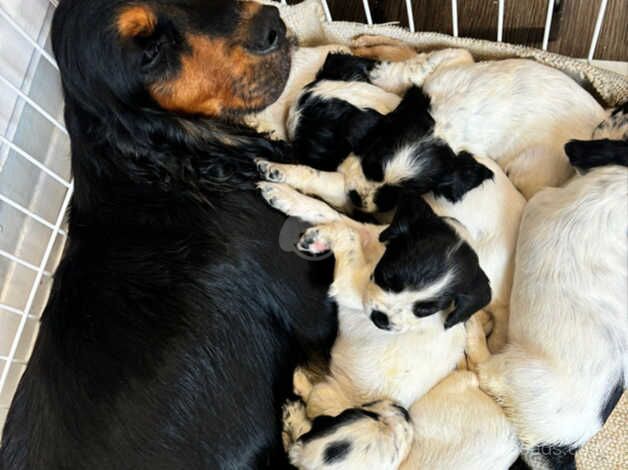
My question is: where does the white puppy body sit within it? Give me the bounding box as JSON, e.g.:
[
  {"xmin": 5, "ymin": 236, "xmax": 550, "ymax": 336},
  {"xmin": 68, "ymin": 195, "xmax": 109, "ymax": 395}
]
[
  {"xmin": 401, "ymin": 369, "xmax": 519, "ymax": 470},
  {"xmin": 478, "ymin": 164, "xmax": 628, "ymax": 449},
  {"xmin": 422, "ymin": 59, "xmax": 606, "ymax": 198}
]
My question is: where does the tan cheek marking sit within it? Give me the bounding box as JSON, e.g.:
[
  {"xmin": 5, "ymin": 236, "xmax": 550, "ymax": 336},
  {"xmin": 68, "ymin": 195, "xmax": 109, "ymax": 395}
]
[
  {"xmin": 150, "ymin": 34, "xmax": 266, "ymax": 117},
  {"xmin": 117, "ymin": 5, "xmax": 156, "ymax": 38}
]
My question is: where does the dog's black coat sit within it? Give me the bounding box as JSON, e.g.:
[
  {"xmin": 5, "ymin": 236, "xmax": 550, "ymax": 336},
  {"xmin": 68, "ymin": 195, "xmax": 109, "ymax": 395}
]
[
  {"xmin": 0, "ymin": 1, "xmax": 337, "ymax": 469},
  {"xmin": 290, "ymin": 54, "xmax": 494, "ymax": 209}
]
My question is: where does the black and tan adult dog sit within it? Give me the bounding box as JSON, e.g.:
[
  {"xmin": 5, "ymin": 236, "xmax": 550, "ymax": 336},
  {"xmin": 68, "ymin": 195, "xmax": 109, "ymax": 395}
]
[{"xmin": 0, "ymin": 1, "xmax": 337, "ymax": 468}]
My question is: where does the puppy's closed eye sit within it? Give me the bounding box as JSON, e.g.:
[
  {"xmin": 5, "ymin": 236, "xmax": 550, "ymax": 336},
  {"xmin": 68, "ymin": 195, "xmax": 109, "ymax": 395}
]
[{"xmin": 413, "ymin": 300, "xmax": 444, "ymax": 318}]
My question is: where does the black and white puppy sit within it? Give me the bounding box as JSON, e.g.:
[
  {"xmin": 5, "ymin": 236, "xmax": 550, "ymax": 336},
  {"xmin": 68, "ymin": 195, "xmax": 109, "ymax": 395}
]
[
  {"xmin": 264, "ymin": 52, "xmax": 492, "ymax": 214},
  {"xmin": 266, "ymin": 50, "xmax": 606, "ymax": 199},
  {"xmin": 475, "ymin": 105, "xmax": 628, "ymax": 470},
  {"xmin": 257, "ymin": 182, "xmax": 491, "ymax": 412}
]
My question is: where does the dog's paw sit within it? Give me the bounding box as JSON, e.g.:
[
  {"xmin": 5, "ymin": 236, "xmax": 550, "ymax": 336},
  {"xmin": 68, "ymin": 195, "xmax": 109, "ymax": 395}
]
[
  {"xmin": 297, "ymin": 227, "xmax": 332, "ymax": 255},
  {"xmin": 256, "ymin": 159, "xmax": 286, "ymax": 183}
]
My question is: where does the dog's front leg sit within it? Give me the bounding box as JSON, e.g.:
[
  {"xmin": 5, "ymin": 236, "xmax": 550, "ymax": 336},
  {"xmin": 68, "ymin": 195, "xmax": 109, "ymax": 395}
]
[{"xmin": 257, "ymin": 160, "xmax": 351, "ymax": 210}]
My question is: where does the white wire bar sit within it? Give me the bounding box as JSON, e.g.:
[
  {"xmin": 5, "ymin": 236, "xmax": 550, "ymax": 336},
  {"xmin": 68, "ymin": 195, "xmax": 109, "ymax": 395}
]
[
  {"xmin": 541, "ymin": 0, "xmax": 556, "ymax": 50},
  {"xmin": 451, "ymin": 0, "xmax": 459, "ymax": 37},
  {"xmin": 0, "ymin": 136, "xmax": 71, "ymax": 188},
  {"xmin": 0, "ymin": 304, "xmax": 24, "ymax": 316},
  {"xmin": 0, "ymin": 6, "xmax": 58, "ymax": 70},
  {"xmin": 0, "ymin": 74, "xmax": 68, "ymax": 135},
  {"xmin": 48, "ymin": 0, "xmax": 59, "ymax": 7},
  {"xmin": 0, "ymin": 192, "xmax": 67, "ymax": 236},
  {"xmin": 0, "ymin": 303, "xmax": 38, "ymax": 320},
  {"xmin": 320, "ymin": 0, "xmax": 332, "ymax": 21},
  {"xmin": 588, "ymin": 0, "xmax": 608, "ymax": 61},
  {"xmin": 0, "ymin": 182, "xmax": 74, "ymax": 394},
  {"xmin": 0, "ymin": 248, "xmax": 52, "ymax": 276},
  {"xmin": 280, "ymin": 0, "xmax": 287, "ymax": 4},
  {"xmin": 405, "ymin": 0, "xmax": 415, "ymax": 32},
  {"xmin": 497, "ymin": 0, "xmax": 505, "ymax": 42},
  {"xmin": 362, "ymin": 0, "xmax": 373, "ymax": 25}
]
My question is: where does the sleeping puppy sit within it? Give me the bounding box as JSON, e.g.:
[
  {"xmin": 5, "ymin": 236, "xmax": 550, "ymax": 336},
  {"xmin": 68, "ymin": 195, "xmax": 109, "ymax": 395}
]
[
  {"xmin": 260, "ymin": 82, "xmax": 525, "ymax": 352},
  {"xmin": 473, "ymin": 106, "xmax": 628, "ymax": 469},
  {"xmin": 272, "ymin": 50, "xmax": 606, "ymax": 199},
  {"xmin": 282, "ymin": 317, "xmax": 519, "ymax": 470},
  {"xmin": 257, "ymin": 182, "xmax": 491, "ymax": 412}
]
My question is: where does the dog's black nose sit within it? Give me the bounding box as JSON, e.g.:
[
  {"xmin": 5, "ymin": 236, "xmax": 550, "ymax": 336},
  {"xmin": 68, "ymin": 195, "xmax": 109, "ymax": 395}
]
[
  {"xmin": 246, "ymin": 5, "xmax": 285, "ymax": 55},
  {"xmin": 370, "ymin": 310, "xmax": 391, "ymax": 330}
]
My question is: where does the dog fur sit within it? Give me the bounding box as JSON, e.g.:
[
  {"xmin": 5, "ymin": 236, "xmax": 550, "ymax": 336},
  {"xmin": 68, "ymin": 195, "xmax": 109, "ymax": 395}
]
[{"xmin": 1, "ymin": 2, "xmax": 338, "ymax": 468}]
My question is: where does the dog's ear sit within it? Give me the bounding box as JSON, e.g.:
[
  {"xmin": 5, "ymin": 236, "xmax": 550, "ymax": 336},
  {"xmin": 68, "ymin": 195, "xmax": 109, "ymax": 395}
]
[
  {"xmin": 346, "ymin": 108, "xmax": 383, "ymax": 151},
  {"xmin": 444, "ymin": 268, "xmax": 491, "ymax": 329},
  {"xmin": 379, "ymin": 194, "xmax": 436, "ymax": 242},
  {"xmin": 434, "ymin": 151, "xmax": 494, "ymax": 202},
  {"xmin": 565, "ymin": 139, "xmax": 628, "ymax": 171}
]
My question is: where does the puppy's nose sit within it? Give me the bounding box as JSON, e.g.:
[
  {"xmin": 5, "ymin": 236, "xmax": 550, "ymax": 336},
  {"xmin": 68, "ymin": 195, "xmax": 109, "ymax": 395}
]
[
  {"xmin": 246, "ymin": 5, "xmax": 286, "ymax": 55},
  {"xmin": 370, "ymin": 310, "xmax": 391, "ymax": 330}
]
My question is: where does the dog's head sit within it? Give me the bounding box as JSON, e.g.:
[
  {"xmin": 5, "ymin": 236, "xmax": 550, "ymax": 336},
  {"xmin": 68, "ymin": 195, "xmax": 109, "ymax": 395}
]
[
  {"xmin": 366, "ymin": 196, "xmax": 491, "ymax": 333},
  {"xmin": 289, "ymin": 400, "xmax": 413, "ymax": 470},
  {"xmin": 53, "ymin": 0, "xmax": 292, "ymax": 119}
]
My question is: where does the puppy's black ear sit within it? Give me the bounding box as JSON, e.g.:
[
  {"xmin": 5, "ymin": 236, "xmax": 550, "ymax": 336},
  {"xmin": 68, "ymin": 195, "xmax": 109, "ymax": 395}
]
[
  {"xmin": 444, "ymin": 268, "xmax": 491, "ymax": 329},
  {"xmin": 565, "ymin": 139, "xmax": 628, "ymax": 171},
  {"xmin": 346, "ymin": 109, "xmax": 382, "ymax": 151},
  {"xmin": 434, "ymin": 151, "xmax": 494, "ymax": 202},
  {"xmin": 316, "ymin": 53, "xmax": 377, "ymax": 82},
  {"xmin": 379, "ymin": 194, "xmax": 436, "ymax": 242}
]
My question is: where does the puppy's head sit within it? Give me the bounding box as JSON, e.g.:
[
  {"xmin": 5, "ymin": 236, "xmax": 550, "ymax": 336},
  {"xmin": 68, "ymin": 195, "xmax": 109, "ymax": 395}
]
[
  {"xmin": 52, "ymin": 0, "xmax": 292, "ymax": 119},
  {"xmin": 289, "ymin": 400, "xmax": 413, "ymax": 470},
  {"xmin": 366, "ymin": 196, "xmax": 491, "ymax": 333}
]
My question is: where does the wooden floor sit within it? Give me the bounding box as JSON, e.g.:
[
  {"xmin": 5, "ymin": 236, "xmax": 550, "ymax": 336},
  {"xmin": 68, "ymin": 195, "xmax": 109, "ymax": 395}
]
[{"xmin": 286, "ymin": 0, "xmax": 627, "ymax": 61}]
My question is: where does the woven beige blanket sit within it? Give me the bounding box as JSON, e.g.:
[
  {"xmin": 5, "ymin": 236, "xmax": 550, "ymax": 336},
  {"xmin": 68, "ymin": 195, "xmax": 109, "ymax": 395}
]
[{"xmin": 264, "ymin": 1, "xmax": 628, "ymax": 468}]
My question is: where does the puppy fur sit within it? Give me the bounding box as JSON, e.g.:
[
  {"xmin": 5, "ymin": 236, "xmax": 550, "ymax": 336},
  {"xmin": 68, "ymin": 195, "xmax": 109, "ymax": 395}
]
[
  {"xmin": 475, "ymin": 115, "xmax": 628, "ymax": 469},
  {"xmin": 261, "ymin": 62, "xmax": 525, "ymax": 352},
  {"xmin": 258, "ymin": 183, "xmax": 491, "ymax": 412}
]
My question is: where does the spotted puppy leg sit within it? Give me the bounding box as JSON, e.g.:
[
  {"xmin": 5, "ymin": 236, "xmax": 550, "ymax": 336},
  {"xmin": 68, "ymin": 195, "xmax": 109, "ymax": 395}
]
[
  {"xmin": 257, "ymin": 160, "xmax": 350, "ymax": 210},
  {"xmin": 369, "ymin": 48, "xmax": 474, "ymax": 94},
  {"xmin": 299, "ymin": 222, "xmax": 381, "ymax": 310},
  {"xmin": 257, "ymin": 182, "xmax": 348, "ymax": 225}
]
